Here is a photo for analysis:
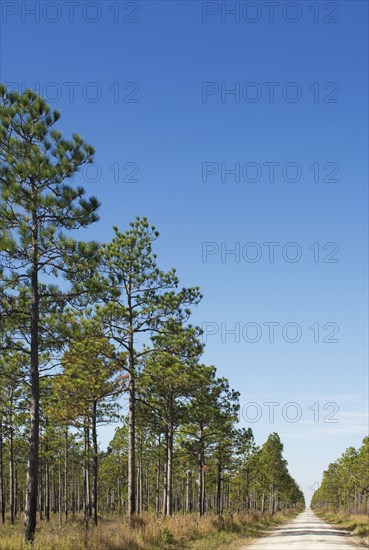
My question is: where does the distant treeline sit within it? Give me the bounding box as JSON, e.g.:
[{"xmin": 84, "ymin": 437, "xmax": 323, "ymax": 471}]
[{"xmin": 311, "ymin": 437, "xmax": 369, "ymax": 514}]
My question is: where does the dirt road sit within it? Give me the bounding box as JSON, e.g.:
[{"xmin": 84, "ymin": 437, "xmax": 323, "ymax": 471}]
[{"xmin": 241, "ymin": 509, "xmax": 357, "ymax": 549}]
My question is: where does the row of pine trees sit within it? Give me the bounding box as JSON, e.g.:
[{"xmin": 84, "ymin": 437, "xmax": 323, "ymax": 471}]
[
  {"xmin": 311, "ymin": 437, "xmax": 369, "ymax": 514},
  {"xmin": 0, "ymin": 354, "xmax": 305, "ymax": 526},
  {"xmin": 0, "ymin": 85, "xmax": 304, "ymax": 541}
]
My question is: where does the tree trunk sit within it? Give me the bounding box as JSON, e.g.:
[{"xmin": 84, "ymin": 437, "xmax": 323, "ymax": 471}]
[
  {"xmin": 155, "ymin": 436, "xmax": 161, "ymax": 516},
  {"xmin": 9, "ymin": 409, "xmax": 15, "ymax": 524},
  {"xmin": 0, "ymin": 415, "xmax": 5, "ymax": 524},
  {"xmin": 221, "ymin": 476, "xmax": 225, "ymax": 514},
  {"xmin": 202, "ymin": 467, "xmax": 206, "ymax": 515},
  {"xmin": 45, "ymin": 455, "xmax": 50, "ymax": 522},
  {"xmin": 117, "ymin": 470, "xmax": 121, "ymax": 513},
  {"xmin": 71, "ymin": 460, "xmax": 75, "ymax": 516},
  {"xmin": 14, "ymin": 470, "xmax": 18, "ymax": 518},
  {"xmin": 226, "ymin": 480, "xmax": 230, "ymax": 512},
  {"xmin": 186, "ymin": 469, "xmax": 191, "ymax": 513},
  {"xmin": 39, "ymin": 454, "xmax": 43, "ymax": 521},
  {"xmin": 24, "ymin": 217, "xmax": 40, "ymax": 542},
  {"xmin": 64, "ymin": 428, "xmax": 68, "ymax": 520},
  {"xmin": 216, "ymin": 457, "xmax": 222, "ymax": 515},
  {"xmin": 51, "ymin": 467, "xmax": 56, "ymax": 513},
  {"xmin": 198, "ymin": 444, "xmax": 204, "ymax": 517},
  {"xmin": 127, "ymin": 335, "xmax": 136, "ymax": 517},
  {"xmin": 77, "ymin": 474, "xmax": 80, "ymax": 513},
  {"xmin": 58, "ymin": 458, "xmax": 62, "ymax": 527},
  {"xmin": 91, "ymin": 403, "xmax": 98, "ymax": 526},
  {"xmin": 83, "ymin": 423, "xmax": 90, "ymax": 527},
  {"xmin": 145, "ymin": 463, "xmax": 150, "ymax": 511},
  {"xmin": 269, "ymin": 484, "xmax": 274, "ymax": 515},
  {"xmin": 138, "ymin": 442, "xmax": 143, "ymax": 515},
  {"xmin": 162, "ymin": 430, "xmax": 168, "ymax": 516},
  {"xmin": 166, "ymin": 425, "xmax": 173, "ymax": 516}
]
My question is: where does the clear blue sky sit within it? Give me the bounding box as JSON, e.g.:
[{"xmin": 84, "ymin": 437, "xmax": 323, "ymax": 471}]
[{"xmin": 1, "ymin": 1, "xmax": 368, "ymax": 503}]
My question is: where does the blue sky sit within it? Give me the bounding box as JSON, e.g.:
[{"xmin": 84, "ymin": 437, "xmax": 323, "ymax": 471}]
[{"xmin": 1, "ymin": 0, "xmax": 368, "ymax": 502}]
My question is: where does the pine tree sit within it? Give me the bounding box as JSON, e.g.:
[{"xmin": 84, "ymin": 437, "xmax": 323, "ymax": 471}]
[
  {"xmin": 180, "ymin": 366, "xmax": 239, "ymax": 516},
  {"xmin": 53, "ymin": 316, "xmax": 122, "ymax": 526},
  {"xmin": 259, "ymin": 433, "xmax": 286, "ymax": 515},
  {"xmin": 0, "ymin": 86, "xmax": 100, "ymax": 541},
  {"xmin": 138, "ymin": 321, "xmax": 204, "ymax": 515},
  {"xmin": 99, "ymin": 218, "xmax": 201, "ymax": 516}
]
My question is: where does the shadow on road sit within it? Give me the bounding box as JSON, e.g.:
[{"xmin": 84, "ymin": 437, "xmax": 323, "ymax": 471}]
[{"xmin": 274, "ymin": 529, "xmax": 347, "ymax": 537}]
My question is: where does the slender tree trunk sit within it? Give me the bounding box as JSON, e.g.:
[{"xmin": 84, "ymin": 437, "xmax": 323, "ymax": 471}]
[
  {"xmin": 186, "ymin": 469, "xmax": 191, "ymax": 513},
  {"xmin": 181, "ymin": 479, "xmax": 185, "ymax": 514},
  {"xmin": 77, "ymin": 474, "xmax": 80, "ymax": 513},
  {"xmin": 64, "ymin": 428, "xmax": 68, "ymax": 520},
  {"xmin": 166, "ymin": 425, "xmax": 173, "ymax": 516},
  {"xmin": 14, "ymin": 471, "xmax": 18, "ymax": 518},
  {"xmin": 198, "ymin": 444, "xmax": 204, "ymax": 517},
  {"xmin": 192, "ymin": 475, "xmax": 196, "ymax": 512},
  {"xmin": 39, "ymin": 453, "xmax": 43, "ymax": 521},
  {"xmin": 145, "ymin": 463, "xmax": 150, "ymax": 512},
  {"xmin": 162, "ymin": 430, "xmax": 168, "ymax": 516},
  {"xmin": 117, "ymin": 470, "xmax": 121, "ymax": 513},
  {"xmin": 121, "ymin": 464, "xmax": 125, "ymax": 512},
  {"xmin": 202, "ymin": 467, "xmax": 206, "ymax": 515},
  {"xmin": 269, "ymin": 484, "xmax": 274, "ymax": 515},
  {"xmin": 71, "ymin": 460, "xmax": 75, "ymax": 516},
  {"xmin": 45, "ymin": 455, "xmax": 50, "ymax": 522},
  {"xmin": 58, "ymin": 458, "xmax": 62, "ymax": 527},
  {"xmin": 88, "ymin": 440, "xmax": 92, "ymax": 519},
  {"xmin": 155, "ymin": 436, "xmax": 161, "ymax": 516},
  {"xmin": 24, "ymin": 215, "xmax": 40, "ymax": 542},
  {"xmin": 51, "ymin": 468, "xmax": 56, "ymax": 513},
  {"xmin": 126, "ymin": 284, "xmax": 137, "ymax": 519},
  {"xmin": 9, "ymin": 404, "xmax": 15, "ymax": 524},
  {"xmin": 127, "ymin": 331, "xmax": 136, "ymax": 517},
  {"xmin": 138, "ymin": 441, "xmax": 143, "ymax": 515},
  {"xmin": 216, "ymin": 457, "xmax": 222, "ymax": 515},
  {"xmin": 83, "ymin": 422, "xmax": 90, "ymax": 527},
  {"xmin": 92, "ymin": 402, "xmax": 98, "ymax": 526},
  {"xmin": 221, "ymin": 476, "xmax": 225, "ymax": 514},
  {"xmin": 0, "ymin": 415, "xmax": 5, "ymax": 524}
]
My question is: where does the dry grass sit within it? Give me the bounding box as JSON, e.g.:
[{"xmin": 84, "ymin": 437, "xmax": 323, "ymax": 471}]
[
  {"xmin": 315, "ymin": 510, "xmax": 369, "ymax": 546},
  {"xmin": 0, "ymin": 510, "xmax": 299, "ymax": 550}
]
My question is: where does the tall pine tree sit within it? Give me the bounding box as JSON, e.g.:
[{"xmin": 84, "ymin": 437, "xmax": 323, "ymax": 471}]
[{"xmin": 0, "ymin": 86, "xmax": 100, "ymax": 541}]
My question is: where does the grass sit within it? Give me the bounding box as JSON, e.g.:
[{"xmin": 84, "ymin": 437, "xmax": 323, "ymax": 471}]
[
  {"xmin": 0, "ymin": 510, "xmax": 300, "ymax": 550},
  {"xmin": 314, "ymin": 509, "xmax": 369, "ymax": 546}
]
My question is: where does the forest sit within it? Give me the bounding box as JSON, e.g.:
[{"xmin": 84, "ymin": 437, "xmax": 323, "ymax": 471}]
[
  {"xmin": 311, "ymin": 437, "xmax": 369, "ymax": 514},
  {"xmin": 311, "ymin": 437, "xmax": 369, "ymax": 542},
  {"xmin": 0, "ymin": 87, "xmax": 304, "ymax": 548}
]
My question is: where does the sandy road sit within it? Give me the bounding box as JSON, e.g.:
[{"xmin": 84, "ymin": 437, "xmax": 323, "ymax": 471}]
[{"xmin": 241, "ymin": 509, "xmax": 358, "ymax": 549}]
